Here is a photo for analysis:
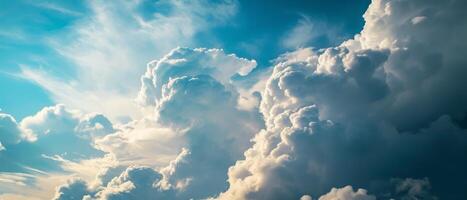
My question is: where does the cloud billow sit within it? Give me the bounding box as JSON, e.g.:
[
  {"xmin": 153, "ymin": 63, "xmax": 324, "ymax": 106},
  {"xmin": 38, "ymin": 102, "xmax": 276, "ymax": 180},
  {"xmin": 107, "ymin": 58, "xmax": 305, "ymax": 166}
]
[
  {"xmin": 0, "ymin": 105, "xmax": 115, "ymax": 175},
  {"xmin": 53, "ymin": 46, "xmax": 262, "ymax": 200},
  {"xmin": 217, "ymin": 0, "xmax": 467, "ymax": 199}
]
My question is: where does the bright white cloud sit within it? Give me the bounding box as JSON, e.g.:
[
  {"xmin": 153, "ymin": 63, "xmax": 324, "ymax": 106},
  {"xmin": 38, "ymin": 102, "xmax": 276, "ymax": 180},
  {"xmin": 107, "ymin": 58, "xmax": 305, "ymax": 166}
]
[
  {"xmin": 137, "ymin": 47, "xmax": 257, "ymax": 108},
  {"xmin": 317, "ymin": 186, "xmax": 375, "ymax": 200},
  {"xmin": 51, "ymin": 46, "xmax": 262, "ymax": 199},
  {"xmin": 95, "ymin": 118, "xmax": 185, "ymax": 167}
]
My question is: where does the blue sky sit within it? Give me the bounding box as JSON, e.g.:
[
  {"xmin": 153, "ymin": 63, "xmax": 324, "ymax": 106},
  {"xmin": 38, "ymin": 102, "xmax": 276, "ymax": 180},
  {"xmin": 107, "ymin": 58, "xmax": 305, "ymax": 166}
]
[
  {"xmin": 2, "ymin": 0, "xmax": 467, "ymax": 199},
  {"xmin": 0, "ymin": 0, "xmax": 369, "ymax": 120}
]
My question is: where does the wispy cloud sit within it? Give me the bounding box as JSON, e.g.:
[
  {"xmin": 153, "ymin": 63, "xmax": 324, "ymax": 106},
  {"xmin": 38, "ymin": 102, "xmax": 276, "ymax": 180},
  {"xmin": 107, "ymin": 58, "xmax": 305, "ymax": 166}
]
[
  {"xmin": 31, "ymin": 2, "xmax": 82, "ymax": 16},
  {"xmin": 0, "ymin": 172, "xmax": 34, "ymax": 186},
  {"xmin": 282, "ymin": 15, "xmax": 315, "ymax": 49},
  {"xmin": 281, "ymin": 14, "xmax": 343, "ymax": 49},
  {"xmin": 0, "ymin": 30, "xmax": 27, "ymax": 41},
  {"xmin": 21, "ymin": 0, "xmax": 238, "ymax": 121}
]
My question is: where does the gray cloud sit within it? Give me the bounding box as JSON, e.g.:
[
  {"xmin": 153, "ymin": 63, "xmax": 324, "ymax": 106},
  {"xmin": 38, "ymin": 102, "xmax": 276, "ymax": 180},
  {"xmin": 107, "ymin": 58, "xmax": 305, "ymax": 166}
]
[
  {"xmin": 53, "ymin": 179, "xmax": 89, "ymax": 200},
  {"xmin": 20, "ymin": 105, "xmax": 114, "ymax": 161},
  {"xmin": 95, "ymin": 166, "xmax": 174, "ymax": 200},
  {"xmin": 390, "ymin": 178, "xmax": 437, "ymax": 200},
  {"xmin": 0, "ymin": 113, "xmax": 27, "ymax": 146}
]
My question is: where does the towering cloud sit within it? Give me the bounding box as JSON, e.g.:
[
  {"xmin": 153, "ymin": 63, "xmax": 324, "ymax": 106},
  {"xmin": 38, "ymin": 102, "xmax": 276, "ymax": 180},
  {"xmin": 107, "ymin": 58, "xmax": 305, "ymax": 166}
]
[
  {"xmin": 135, "ymin": 47, "xmax": 261, "ymax": 199},
  {"xmin": 217, "ymin": 0, "xmax": 467, "ymax": 199},
  {"xmin": 53, "ymin": 47, "xmax": 262, "ymax": 199}
]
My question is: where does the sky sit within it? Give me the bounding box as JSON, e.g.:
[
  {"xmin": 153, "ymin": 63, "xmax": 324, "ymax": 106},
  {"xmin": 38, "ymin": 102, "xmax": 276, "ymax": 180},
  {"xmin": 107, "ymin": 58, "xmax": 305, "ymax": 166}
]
[
  {"xmin": 0, "ymin": 0, "xmax": 369, "ymax": 120},
  {"xmin": 1, "ymin": 0, "xmax": 467, "ymax": 199}
]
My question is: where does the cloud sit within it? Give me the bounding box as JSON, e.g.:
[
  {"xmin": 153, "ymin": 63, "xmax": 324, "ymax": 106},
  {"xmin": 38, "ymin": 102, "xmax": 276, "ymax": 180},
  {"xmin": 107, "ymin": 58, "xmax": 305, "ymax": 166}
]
[
  {"xmin": 0, "ymin": 105, "xmax": 116, "ymax": 198},
  {"xmin": 94, "ymin": 46, "xmax": 260, "ymax": 172},
  {"xmin": 281, "ymin": 15, "xmax": 346, "ymax": 50},
  {"xmin": 136, "ymin": 47, "xmax": 257, "ymax": 108},
  {"xmin": 4, "ymin": 0, "xmax": 467, "ymax": 199},
  {"xmin": 0, "ymin": 171, "xmax": 79, "ymax": 200},
  {"xmin": 0, "ymin": 193, "xmax": 41, "ymax": 200},
  {"xmin": 19, "ymin": 104, "xmax": 114, "ymax": 161},
  {"xmin": 2, "ymin": 108, "xmax": 114, "ymax": 198},
  {"xmin": 95, "ymin": 118, "xmax": 185, "ymax": 167},
  {"xmin": 52, "ymin": 166, "xmax": 174, "ymax": 200},
  {"xmin": 0, "ymin": 113, "xmax": 26, "ymax": 146},
  {"xmin": 216, "ymin": 0, "xmax": 467, "ymax": 199},
  {"xmin": 134, "ymin": 47, "xmax": 262, "ymax": 199},
  {"xmin": 52, "ymin": 46, "xmax": 262, "ymax": 199},
  {"xmin": 411, "ymin": 16, "xmax": 426, "ymax": 25},
  {"xmin": 317, "ymin": 186, "xmax": 375, "ymax": 200},
  {"xmin": 22, "ymin": 0, "xmax": 239, "ymax": 121},
  {"xmin": 282, "ymin": 15, "xmax": 316, "ymax": 49},
  {"xmin": 391, "ymin": 178, "xmax": 437, "ymax": 200},
  {"xmin": 0, "ymin": 172, "xmax": 35, "ymax": 188},
  {"xmin": 53, "ymin": 179, "xmax": 89, "ymax": 200},
  {"xmin": 301, "ymin": 178, "xmax": 437, "ymax": 200},
  {"xmin": 31, "ymin": 2, "xmax": 82, "ymax": 16},
  {"xmin": 300, "ymin": 195, "xmax": 312, "ymax": 200},
  {"xmin": 96, "ymin": 166, "xmax": 174, "ymax": 200}
]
